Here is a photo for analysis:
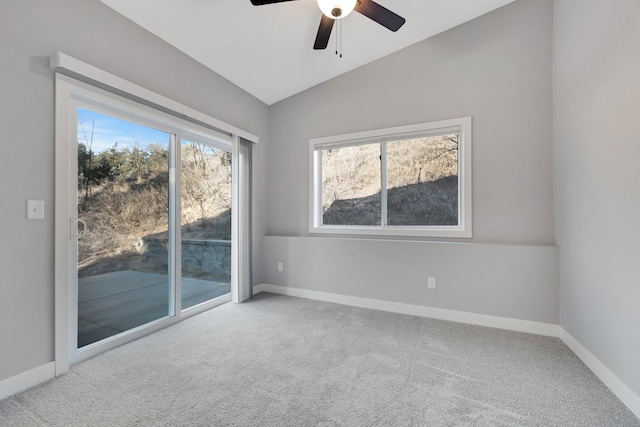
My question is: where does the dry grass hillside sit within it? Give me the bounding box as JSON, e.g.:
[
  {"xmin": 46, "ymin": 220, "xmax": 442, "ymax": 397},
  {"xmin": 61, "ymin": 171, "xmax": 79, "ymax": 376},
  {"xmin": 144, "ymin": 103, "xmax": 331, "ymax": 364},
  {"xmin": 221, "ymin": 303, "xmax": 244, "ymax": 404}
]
[
  {"xmin": 78, "ymin": 134, "xmax": 457, "ymax": 277},
  {"xmin": 321, "ymin": 135, "xmax": 459, "ymax": 226},
  {"xmin": 77, "ymin": 142, "xmax": 231, "ymax": 277}
]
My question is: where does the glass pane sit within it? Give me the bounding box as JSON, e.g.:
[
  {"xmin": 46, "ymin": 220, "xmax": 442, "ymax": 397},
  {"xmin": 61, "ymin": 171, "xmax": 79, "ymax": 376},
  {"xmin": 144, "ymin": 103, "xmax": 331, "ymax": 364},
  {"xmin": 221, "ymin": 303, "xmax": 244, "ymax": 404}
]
[
  {"xmin": 321, "ymin": 143, "xmax": 381, "ymax": 226},
  {"xmin": 387, "ymin": 134, "xmax": 459, "ymax": 226},
  {"xmin": 180, "ymin": 139, "xmax": 232, "ymax": 310},
  {"xmin": 77, "ymin": 107, "xmax": 171, "ymax": 348}
]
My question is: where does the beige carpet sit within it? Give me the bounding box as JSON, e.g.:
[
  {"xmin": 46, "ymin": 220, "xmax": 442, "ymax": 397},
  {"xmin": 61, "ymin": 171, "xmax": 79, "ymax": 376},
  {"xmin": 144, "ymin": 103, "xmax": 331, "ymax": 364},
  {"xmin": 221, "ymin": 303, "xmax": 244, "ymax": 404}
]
[{"xmin": 1, "ymin": 292, "xmax": 638, "ymax": 426}]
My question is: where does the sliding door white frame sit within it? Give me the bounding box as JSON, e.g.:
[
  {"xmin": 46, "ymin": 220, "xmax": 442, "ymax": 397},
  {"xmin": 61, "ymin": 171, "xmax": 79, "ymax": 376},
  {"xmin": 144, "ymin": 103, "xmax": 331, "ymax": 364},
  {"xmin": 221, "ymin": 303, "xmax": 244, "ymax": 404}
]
[{"xmin": 52, "ymin": 53, "xmax": 257, "ymax": 376}]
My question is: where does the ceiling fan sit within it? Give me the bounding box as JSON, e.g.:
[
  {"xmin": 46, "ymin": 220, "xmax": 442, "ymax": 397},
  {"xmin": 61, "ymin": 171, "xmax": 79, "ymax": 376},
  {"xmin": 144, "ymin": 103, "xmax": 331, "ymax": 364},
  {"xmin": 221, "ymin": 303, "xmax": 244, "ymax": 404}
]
[{"xmin": 250, "ymin": 0, "xmax": 406, "ymax": 51}]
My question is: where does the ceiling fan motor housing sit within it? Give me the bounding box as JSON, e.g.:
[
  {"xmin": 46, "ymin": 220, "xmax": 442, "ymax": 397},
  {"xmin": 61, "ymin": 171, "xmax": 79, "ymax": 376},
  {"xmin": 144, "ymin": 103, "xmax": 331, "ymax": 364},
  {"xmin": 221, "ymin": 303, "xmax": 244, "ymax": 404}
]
[{"xmin": 317, "ymin": 0, "xmax": 357, "ymax": 19}]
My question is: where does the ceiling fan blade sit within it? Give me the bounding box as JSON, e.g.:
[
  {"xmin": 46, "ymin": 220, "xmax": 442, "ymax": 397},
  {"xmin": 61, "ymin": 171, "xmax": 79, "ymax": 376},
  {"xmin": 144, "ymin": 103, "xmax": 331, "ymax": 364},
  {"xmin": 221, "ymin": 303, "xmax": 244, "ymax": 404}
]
[
  {"xmin": 250, "ymin": 0, "xmax": 297, "ymax": 5},
  {"xmin": 354, "ymin": 0, "xmax": 405, "ymax": 32},
  {"xmin": 314, "ymin": 15, "xmax": 335, "ymax": 50}
]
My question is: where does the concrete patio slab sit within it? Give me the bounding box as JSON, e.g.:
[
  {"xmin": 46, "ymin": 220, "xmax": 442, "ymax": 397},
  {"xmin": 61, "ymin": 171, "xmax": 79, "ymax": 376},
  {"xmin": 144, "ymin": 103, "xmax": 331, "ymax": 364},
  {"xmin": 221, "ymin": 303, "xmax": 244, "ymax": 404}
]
[{"xmin": 78, "ymin": 270, "xmax": 230, "ymax": 347}]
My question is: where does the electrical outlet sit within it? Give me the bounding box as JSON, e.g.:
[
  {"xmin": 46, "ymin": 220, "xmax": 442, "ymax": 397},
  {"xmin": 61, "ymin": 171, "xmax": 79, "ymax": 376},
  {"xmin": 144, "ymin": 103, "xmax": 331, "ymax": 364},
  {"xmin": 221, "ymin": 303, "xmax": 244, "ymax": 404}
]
[
  {"xmin": 427, "ymin": 277, "xmax": 437, "ymax": 290},
  {"xmin": 277, "ymin": 262, "xmax": 284, "ymax": 272}
]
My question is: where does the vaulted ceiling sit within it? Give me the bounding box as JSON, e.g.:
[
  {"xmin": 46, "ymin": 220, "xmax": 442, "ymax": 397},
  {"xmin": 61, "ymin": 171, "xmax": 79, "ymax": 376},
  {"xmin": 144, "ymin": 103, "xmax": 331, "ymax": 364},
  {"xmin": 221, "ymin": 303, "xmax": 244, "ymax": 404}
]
[{"xmin": 100, "ymin": 0, "xmax": 516, "ymax": 105}]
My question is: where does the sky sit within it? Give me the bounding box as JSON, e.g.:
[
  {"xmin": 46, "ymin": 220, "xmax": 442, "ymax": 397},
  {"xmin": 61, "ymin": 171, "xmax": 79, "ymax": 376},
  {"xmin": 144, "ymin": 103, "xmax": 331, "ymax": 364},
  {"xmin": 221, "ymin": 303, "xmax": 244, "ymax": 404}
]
[{"xmin": 77, "ymin": 107, "xmax": 170, "ymax": 153}]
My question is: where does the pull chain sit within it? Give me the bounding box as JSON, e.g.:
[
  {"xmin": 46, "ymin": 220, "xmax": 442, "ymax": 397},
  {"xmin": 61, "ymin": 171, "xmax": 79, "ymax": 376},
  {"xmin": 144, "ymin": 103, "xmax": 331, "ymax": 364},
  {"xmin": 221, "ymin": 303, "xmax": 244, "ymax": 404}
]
[
  {"xmin": 335, "ymin": 18, "xmax": 344, "ymax": 58},
  {"xmin": 335, "ymin": 18, "xmax": 338, "ymax": 55}
]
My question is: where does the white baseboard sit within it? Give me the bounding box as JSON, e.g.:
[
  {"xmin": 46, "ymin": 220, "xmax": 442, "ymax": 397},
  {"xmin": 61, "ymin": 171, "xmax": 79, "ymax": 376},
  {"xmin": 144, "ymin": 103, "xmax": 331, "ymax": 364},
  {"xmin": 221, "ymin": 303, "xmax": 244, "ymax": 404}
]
[
  {"xmin": 254, "ymin": 284, "xmax": 559, "ymax": 337},
  {"xmin": 560, "ymin": 328, "xmax": 640, "ymax": 419},
  {"xmin": 0, "ymin": 362, "xmax": 55, "ymax": 401}
]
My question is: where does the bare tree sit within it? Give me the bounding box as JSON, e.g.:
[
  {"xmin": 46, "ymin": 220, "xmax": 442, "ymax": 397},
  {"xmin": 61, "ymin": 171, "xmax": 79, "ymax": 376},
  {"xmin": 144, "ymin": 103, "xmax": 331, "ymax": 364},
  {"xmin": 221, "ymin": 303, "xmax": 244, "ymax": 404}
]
[{"xmin": 78, "ymin": 120, "xmax": 96, "ymax": 209}]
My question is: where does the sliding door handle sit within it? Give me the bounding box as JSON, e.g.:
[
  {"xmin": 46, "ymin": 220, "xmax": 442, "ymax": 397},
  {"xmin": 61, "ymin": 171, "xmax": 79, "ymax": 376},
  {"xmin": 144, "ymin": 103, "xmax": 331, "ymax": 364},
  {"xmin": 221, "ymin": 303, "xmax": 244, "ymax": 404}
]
[{"xmin": 71, "ymin": 218, "xmax": 88, "ymax": 239}]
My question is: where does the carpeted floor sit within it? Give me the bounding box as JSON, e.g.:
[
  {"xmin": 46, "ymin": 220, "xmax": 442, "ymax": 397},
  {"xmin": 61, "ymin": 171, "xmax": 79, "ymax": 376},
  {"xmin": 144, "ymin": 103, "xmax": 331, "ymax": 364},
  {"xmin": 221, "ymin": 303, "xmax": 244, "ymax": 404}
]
[{"xmin": 1, "ymin": 292, "xmax": 638, "ymax": 426}]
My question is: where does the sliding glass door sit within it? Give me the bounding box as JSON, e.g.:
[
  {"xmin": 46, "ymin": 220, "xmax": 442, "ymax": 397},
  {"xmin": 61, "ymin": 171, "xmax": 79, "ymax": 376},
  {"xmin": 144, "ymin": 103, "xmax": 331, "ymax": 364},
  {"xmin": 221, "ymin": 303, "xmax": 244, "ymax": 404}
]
[
  {"xmin": 54, "ymin": 72, "xmax": 255, "ymax": 374},
  {"xmin": 71, "ymin": 102, "xmax": 234, "ymax": 352}
]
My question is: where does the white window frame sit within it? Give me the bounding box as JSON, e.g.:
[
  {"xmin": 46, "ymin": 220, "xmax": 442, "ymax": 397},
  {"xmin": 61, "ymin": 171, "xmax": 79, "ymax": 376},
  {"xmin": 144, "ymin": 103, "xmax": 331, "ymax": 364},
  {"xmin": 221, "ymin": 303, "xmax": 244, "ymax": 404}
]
[{"xmin": 309, "ymin": 117, "xmax": 472, "ymax": 238}]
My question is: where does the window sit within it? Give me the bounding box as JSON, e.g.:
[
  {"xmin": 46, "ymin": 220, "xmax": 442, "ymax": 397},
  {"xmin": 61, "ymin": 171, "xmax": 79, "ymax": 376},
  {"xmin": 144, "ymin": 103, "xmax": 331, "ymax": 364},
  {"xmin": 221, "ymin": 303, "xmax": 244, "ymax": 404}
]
[{"xmin": 309, "ymin": 117, "xmax": 471, "ymax": 238}]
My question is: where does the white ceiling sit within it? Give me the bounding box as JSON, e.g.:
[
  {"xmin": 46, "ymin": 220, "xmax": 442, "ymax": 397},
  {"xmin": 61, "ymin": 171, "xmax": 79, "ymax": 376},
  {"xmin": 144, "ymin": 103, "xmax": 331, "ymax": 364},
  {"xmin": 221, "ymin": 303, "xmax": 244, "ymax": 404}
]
[{"xmin": 100, "ymin": 0, "xmax": 516, "ymax": 105}]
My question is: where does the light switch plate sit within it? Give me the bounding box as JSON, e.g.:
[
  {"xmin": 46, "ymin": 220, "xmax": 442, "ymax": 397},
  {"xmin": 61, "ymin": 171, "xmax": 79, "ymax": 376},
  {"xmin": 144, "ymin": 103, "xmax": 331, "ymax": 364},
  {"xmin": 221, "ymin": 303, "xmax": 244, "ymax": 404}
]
[{"xmin": 27, "ymin": 200, "xmax": 44, "ymax": 219}]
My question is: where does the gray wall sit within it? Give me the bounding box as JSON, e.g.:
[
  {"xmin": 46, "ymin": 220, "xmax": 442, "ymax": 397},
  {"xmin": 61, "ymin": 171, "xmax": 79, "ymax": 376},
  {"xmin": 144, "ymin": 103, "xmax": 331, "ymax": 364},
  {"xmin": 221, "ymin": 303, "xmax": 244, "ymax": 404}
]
[
  {"xmin": 553, "ymin": 0, "xmax": 640, "ymax": 397},
  {"xmin": 0, "ymin": 0, "xmax": 269, "ymax": 382},
  {"xmin": 263, "ymin": 0, "xmax": 557, "ymax": 321},
  {"xmin": 267, "ymin": 0, "xmax": 554, "ymax": 245},
  {"xmin": 263, "ymin": 236, "xmax": 559, "ymax": 324}
]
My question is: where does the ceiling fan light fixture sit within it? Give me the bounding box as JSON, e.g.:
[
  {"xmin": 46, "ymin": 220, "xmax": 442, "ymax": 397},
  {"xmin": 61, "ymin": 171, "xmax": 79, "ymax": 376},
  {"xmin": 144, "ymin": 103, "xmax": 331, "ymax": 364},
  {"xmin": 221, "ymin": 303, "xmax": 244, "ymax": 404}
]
[{"xmin": 317, "ymin": 0, "xmax": 357, "ymax": 19}]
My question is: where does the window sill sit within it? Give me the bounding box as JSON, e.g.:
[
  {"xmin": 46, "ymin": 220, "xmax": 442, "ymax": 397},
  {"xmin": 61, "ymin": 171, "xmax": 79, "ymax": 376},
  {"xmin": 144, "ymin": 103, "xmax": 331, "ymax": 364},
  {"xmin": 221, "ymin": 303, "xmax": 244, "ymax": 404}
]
[{"xmin": 309, "ymin": 225, "xmax": 472, "ymax": 239}]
